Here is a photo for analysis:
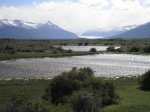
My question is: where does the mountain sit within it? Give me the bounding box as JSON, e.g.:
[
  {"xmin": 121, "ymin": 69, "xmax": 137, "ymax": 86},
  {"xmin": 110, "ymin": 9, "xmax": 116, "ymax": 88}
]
[
  {"xmin": 0, "ymin": 19, "xmax": 78, "ymax": 39},
  {"xmin": 109, "ymin": 22, "xmax": 150, "ymax": 39},
  {"xmin": 81, "ymin": 25, "xmax": 138, "ymax": 38}
]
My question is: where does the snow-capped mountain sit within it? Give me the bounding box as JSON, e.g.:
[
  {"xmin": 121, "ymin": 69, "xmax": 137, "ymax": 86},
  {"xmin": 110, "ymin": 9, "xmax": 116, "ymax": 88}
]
[
  {"xmin": 81, "ymin": 25, "xmax": 138, "ymax": 38},
  {"xmin": 109, "ymin": 22, "xmax": 150, "ymax": 39},
  {"xmin": 0, "ymin": 19, "xmax": 38, "ymax": 29},
  {"xmin": 0, "ymin": 19, "xmax": 78, "ymax": 39}
]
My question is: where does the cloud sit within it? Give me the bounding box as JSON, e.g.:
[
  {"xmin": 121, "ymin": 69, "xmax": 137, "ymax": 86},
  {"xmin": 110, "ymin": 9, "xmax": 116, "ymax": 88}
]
[
  {"xmin": 0, "ymin": 0, "xmax": 150, "ymax": 34},
  {"xmin": 143, "ymin": 0, "xmax": 150, "ymax": 4}
]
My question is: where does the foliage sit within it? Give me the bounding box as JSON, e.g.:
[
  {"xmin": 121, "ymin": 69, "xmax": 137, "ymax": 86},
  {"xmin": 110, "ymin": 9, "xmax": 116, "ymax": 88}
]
[
  {"xmin": 84, "ymin": 42, "xmax": 88, "ymax": 46},
  {"xmin": 78, "ymin": 42, "xmax": 83, "ymax": 46},
  {"xmin": 42, "ymin": 67, "xmax": 94, "ymax": 105},
  {"xmin": 138, "ymin": 70, "xmax": 150, "ymax": 91},
  {"xmin": 0, "ymin": 88, "xmax": 33, "ymax": 112},
  {"xmin": 0, "ymin": 88, "xmax": 51, "ymax": 112},
  {"xmin": 128, "ymin": 46, "xmax": 141, "ymax": 52},
  {"xmin": 1, "ymin": 76, "xmax": 150, "ymax": 112},
  {"xmin": 70, "ymin": 90, "xmax": 101, "ymax": 112},
  {"xmin": 42, "ymin": 67, "xmax": 118, "ymax": 110},
  {"xmin": 143, "ymin": 46, "xmax": 150, "ymax": 53},
  {"xmin": 106, "ymin": 46, "xmax": 115, "ymax": 52},
  {"xmin": 89, "ymin": 48, "xmax": 97, "ymax": 52},
  {"xmin": 66, "ymin": 49, "xmax": 73, "ymax": 53}
]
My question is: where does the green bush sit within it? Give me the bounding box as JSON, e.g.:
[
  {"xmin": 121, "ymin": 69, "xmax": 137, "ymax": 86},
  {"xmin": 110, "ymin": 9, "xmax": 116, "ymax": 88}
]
[
  {"xmin": 7, "ymin": 49, "xmax": 16, "ymax": 54},
  {"xmin": 70, "ymin": 91, "xmax": 101, "ymax": 112},
  {"xmin": 139, "ymin": 70, "xmax": 150, "ymax": 91},
  {"xmin": 34, "ymin": 48, "xmax": 45, "ymax": 53},
  {"xmin": 42, "ymin": 67, "xmax": 119, "ymax": 109},
  {"xmin": 42, "ymin": 67, "xmax": 94, "ymax": 105},
  {"xmin": 84, "ymin": 42, "xmax": 88, "ymax": 46},
  {"xmin": 143, "ymin": 46, "xmax": 150, "ymax": 53},
  {"xmin": 107, "ymin": 46, "xmax": 115, "ymax": 52},
  {"xmin": 89, "ymin": 48, "xmax": 97, "ymax": 52},
  {"xmin": 78, "ymin": 42, "xmax": 83, "ymax": 46},
  {"xmin": 128, "ymin": 46, "xmax": 141, "ymax": 52},
  {"xmin": 0, "ymin": 89, "xmax": 50, "ymax": 112},
  {"xmin": 66, "ymin": 49, "xmax": 73, "ymax": 53}
]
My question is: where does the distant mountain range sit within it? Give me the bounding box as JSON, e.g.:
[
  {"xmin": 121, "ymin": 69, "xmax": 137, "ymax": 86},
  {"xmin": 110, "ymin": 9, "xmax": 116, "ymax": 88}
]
[
  {"xmin": 81, "ymin": 25, "xmax": 138, "ymax": 38},
  {"xmin": 0, "ymin": 19, "xmax": 78, "ymax": 39},
  {"xmin": 109, "ymin": 22, "xmax": 150, "ymax": 39},
  {"xmin": 82, "ymin": 22, "xmax": 150, "ymax": 39}
]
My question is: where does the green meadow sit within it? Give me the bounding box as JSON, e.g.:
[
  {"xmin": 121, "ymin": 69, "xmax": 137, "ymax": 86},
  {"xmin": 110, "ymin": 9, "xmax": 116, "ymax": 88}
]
[{"xmin": 0, "ymin": 77, "xmax": 150, "ymax": 112}]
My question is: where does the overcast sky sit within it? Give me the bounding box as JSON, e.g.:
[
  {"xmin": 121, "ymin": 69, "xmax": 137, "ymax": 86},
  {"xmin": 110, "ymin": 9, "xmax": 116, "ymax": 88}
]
[{"xmin": 0, "ymin": 0, "xmax": 150, "ymax": 35}]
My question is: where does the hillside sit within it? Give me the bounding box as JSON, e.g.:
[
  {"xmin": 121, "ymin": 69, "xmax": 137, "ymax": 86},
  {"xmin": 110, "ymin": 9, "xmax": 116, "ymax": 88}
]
[{"xmin": 0, "ymin": 19, "xmax": 78, "ymax": 39}]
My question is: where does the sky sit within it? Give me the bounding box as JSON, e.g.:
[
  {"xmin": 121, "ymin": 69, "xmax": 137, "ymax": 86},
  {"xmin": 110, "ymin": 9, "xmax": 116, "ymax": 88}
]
[{"xmin": 0, "ymin": 0, "xmax": 150, "ymax": 35}]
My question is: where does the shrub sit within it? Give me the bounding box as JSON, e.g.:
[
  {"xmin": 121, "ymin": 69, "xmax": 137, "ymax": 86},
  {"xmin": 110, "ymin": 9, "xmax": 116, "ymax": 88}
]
[
  {"xmin": 89, "ymin": 48, "xmax": 97, "ymax": 52},
  {"xmin": 115, "ymin": 47, "xmax": 124, "ymax": 52},
  {"xmin": 143, "ymin": 46, "xmax": 150, "ymax": 53},
  {"xmin": 42, "ymin": 67, "xmax": 94, "ymax": 105},
  {"xmin": 83, "ymin": 78, "xmax": 119, "ymax": 106},
  {"xmin": 34, "ymin": 48, "xmax": 45, "ymax": 53},
  {"xmin": 66, "ymin": 49, "xmax": 73, "ymax": 53},
  {"xmin": 70, "ymin": 91, "xmax": 101, "ymax": 112},
  {"xmin": 84, "ymin": 42, "xmax": 88, "ymax": 46},
  {"xmin": 7, "ymin": 49, "xmax": 16, "ymax": 54},
  {"xmin": 106, "ymin": 46, "xmax": 115, "ymax": 52},
  {"xmin": 5, "ymin": 45, "xmax": 13, "ymax": 50},
  {"xmin": 139, "ymin": 70, "xmax": 150, "ymax": 91},
  {"xmin": 78, "ymin": 42, "xmax": 83, "ymax": 46},
  {"xmin": 42, "ymin": 67, "xmax": 119, "ymax": 109},
  {"xmin": 52, "ymin": 50, "xmax": 58, "ymax": 54},
  {"xmin": 128, "ymin": 46, "xmax": 141, "ymax": 52},
  {"xmin": 0, "ymin": 89, "xmax": 50, "ymax": 112}
]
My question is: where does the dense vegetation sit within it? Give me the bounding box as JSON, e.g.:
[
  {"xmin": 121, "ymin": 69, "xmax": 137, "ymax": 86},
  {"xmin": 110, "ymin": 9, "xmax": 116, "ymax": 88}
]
[
  {"xmin": 1, "ymin": 38, "xmax": 150, "ymax": 61},
  {"xmin": 0, "ymin": 39, "xmax": 101, "ymax": 61},
  {"xmin": 0, "ymin": 74, "xmax": 150, "ymax": 112},
  {"xmin": 0, "ymin": 67, "xmax": 118, "ymax": 112},
  {"xmin": 42, "ymin": 67, "xmax": 118, "ymax": 111},
  {"xmin": 138, "ymin": 70, "xmax": 150, "ymax": 91}
]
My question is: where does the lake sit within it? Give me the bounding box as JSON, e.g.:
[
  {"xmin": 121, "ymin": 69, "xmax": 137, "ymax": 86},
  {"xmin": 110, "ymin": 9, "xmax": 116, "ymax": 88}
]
[
  {"xmin": 59, "ymin": 46, "xmax": 119, "ymax": 51},
  {"xmin": 0, "ymin": 54, "xmax": 150, "ymax": 78}
]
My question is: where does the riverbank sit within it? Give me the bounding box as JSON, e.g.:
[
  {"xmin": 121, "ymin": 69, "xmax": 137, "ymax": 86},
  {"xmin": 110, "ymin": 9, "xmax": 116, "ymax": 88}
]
[
  {"xmin": 0, "ymin": 77, "xmax": 150, "ymax": 112},
  {"xmin": 0, "ymin": 51, "xmax": 102, "ymax": 61}
]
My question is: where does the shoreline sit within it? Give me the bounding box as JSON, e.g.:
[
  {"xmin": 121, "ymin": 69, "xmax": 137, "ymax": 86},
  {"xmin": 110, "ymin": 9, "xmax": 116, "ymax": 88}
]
[
  {"xmin": 0, "ymin": 74, "xmax": 140, "ymax": 80},
  {"xmin": 1, "ymin": 51, "xmax": 150, "ymax": 62},
  {"xmin": 0, "ymin": 51, "xmax": 101, "ymax": 61}
]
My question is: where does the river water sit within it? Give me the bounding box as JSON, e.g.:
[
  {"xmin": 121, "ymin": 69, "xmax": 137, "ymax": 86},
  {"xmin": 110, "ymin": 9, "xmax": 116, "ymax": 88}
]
[
  {"xmin": 0, "ymin": 54, "xmax": 150, "ymax": 78},
  {"xmin": 61, "ymin": 46, "xmax": 119, "ymax": 51}
]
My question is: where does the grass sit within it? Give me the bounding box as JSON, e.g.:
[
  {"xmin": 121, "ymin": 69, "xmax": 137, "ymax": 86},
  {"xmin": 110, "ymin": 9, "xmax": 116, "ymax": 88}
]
[
  {"xmin": 0, "ymin": 51, "xmax": 100, "ymax": 61},
  {"xmin": 102, "ymin": 77, "xmax": 150, "ymax": 112},
  {"xmin": 0, "ymin": 79, "xmax": 50, "ymax": 104},
  {"xmin": 0, "ymin": 77, "xmax": 150, "ymax": 111}
]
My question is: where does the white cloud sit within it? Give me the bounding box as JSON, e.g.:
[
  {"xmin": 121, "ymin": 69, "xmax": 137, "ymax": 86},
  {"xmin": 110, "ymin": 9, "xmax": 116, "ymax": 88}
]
[
  {"xmin": 0, "ymin": 0, "xmax": 150, "ymax": 34},
  {"xmin": 143, "ymin": 0, "xmax": 150, "ymax": 4}
]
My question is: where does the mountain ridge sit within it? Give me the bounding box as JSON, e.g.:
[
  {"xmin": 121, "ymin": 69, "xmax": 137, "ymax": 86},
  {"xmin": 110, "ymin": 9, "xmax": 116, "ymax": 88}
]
[
  {"xmin": 0, "ymin": 19, "xmax": 78, "ymax": 39},
  {"xmin": 81, "ymin": 25, "xmax": 138, "ymax": 38}
]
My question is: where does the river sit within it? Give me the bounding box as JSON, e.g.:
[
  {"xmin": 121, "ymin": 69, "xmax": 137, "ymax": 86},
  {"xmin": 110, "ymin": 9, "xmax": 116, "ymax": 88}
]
[{"xmin": 0, "ymin": 53, "xmax": 150, "ymax": 78}]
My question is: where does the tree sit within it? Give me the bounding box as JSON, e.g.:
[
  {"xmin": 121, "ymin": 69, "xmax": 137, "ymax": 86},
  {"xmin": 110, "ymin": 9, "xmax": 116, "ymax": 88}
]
[
  {"xmin": 139, "ymin": 70, "xmax": 150, "ymax": 91},
  {"xmin": 66, "ymin": 49, "xmax": 73, "ymax": 53},
  {"xmin": 89, "ymin": 48, "xmax": 97, "ymax": 52},
  {"xmin": 42, "ymin": 67, "xmax": 119, "ymax": 109},
  {"xmin": 42, "ymin": 67, "xmax": 94, "ymax": 105},
  {"xmin": 143, "ymin": 46, "xmax": 150, "ymax": 53},
  {"xmin": 128, "ymin": 46, "xmax": 140, "ymax": 52},
  {"xmin": 70, "ymin": 91, "xmax": 101, "ymax": 112},
  {"xmin": 106, "ymin": 46, "xmax": 115, "ymax": 52}
]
